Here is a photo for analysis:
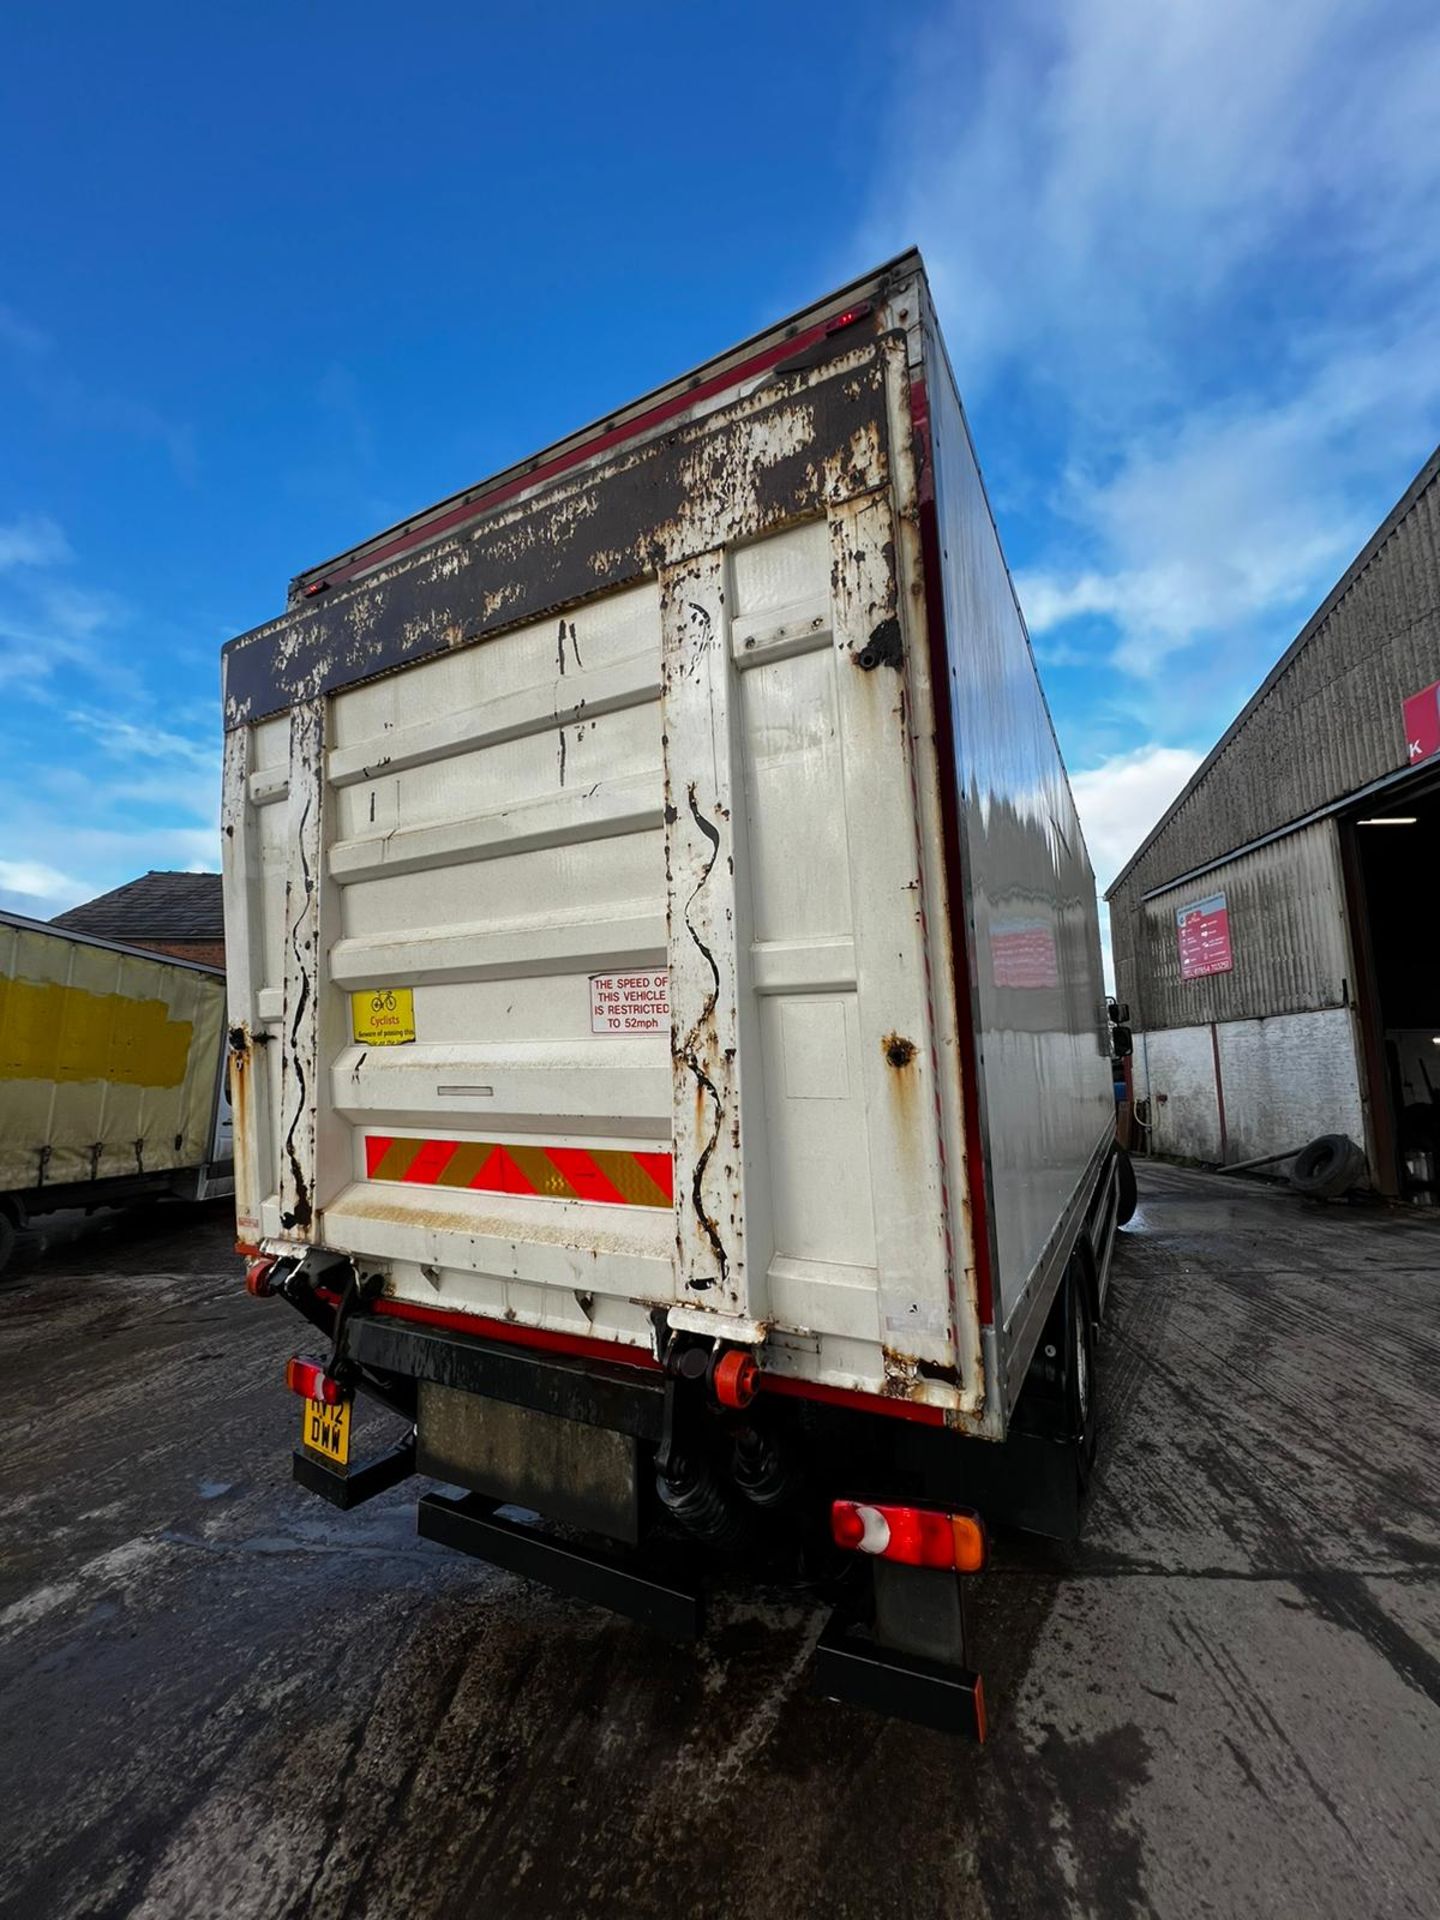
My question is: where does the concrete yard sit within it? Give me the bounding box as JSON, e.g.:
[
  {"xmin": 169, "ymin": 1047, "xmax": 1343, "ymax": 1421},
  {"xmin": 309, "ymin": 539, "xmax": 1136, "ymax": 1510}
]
[{"xmin": 0, "ymin": 1166, "xmax": 1437, "ymax": 1919}]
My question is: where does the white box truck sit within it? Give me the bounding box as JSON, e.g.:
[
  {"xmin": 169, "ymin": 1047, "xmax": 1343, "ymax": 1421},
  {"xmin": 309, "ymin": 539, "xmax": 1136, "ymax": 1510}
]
[
  {"xmin": 221, "ymin": 252, "xmax": 1133, "ymax": 1737},
  {"xmin": 0, "ymin": 912, "xmax": 233, "ymax": 1272}
]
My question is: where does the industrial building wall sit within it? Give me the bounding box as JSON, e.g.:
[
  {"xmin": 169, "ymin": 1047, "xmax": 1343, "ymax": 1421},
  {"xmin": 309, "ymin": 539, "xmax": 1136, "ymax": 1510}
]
[
  {"xmin": 1109, "ymin": 446, "xmax": 1440, "ymax": 909},
  {"xmin": 1113, "ymin": 819, "xmax": 1351, "ymax": 1026},
  {"xmin": 1116, "ymin": 822, "xmax": 1368, "ymax": 1166}
]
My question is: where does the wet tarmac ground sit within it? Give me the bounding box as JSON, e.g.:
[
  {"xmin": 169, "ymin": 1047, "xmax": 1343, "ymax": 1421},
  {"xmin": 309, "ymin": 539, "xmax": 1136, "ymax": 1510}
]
[{"xmin": 0, "ymin": 1165, "xmax": 1437, "ymax": 1919}]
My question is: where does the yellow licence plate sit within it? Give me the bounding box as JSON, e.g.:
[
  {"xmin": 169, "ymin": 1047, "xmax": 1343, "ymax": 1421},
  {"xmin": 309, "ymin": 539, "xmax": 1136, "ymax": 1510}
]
[{"xmin": 301, "ymin": 1395, "xmax": 351, "ymax": 1465}]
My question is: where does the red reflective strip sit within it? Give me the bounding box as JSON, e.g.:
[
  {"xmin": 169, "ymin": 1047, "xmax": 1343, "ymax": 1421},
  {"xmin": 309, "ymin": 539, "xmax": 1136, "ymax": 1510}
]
[
  {"xmin": 364, "ymin": 1135, "xmax": 674, "ymax": 1207},
  {"xmin": 370, "ymin": 1295, "xmax": 662, "ymax": 1371},
  {"xmin": 401, "ymin": 1138, "xmax": 458, "ymax": 1185},
  {"xmin": 543, "ymin": 1145, "xmax": 627, "ymax": 1205},
  {"xmin": 473, "ymin": 1143, "xmax": 529, "ymax": 1196},
  {"xmin": 632, "ymin": 1151, "xmax": 674, "ymax": 1202},
  {"xmin": 760, "ymin": 1372, "xmax": 947, "ymax": 1427}
]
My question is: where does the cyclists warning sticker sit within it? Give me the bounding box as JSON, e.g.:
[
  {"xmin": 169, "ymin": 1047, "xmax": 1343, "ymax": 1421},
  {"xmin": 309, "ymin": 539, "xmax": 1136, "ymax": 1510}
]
[
  {"xmin": 351, "ymin": 987, "xmax": 416, "ymax": 1045},
  {"xmin": 589, "ymin": 970, "xmax": 669, "ymax": 1035}
]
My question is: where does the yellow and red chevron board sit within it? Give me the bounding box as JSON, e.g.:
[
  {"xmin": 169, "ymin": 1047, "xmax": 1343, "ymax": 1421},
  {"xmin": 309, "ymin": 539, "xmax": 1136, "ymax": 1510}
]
[{"xmin": 364, "ymin": 1135, "xmax": 673, "ymax": 1209}]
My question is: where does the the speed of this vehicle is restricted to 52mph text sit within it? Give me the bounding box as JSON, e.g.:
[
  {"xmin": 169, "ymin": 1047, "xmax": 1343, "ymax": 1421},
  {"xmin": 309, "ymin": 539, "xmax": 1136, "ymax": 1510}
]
[{"xmin": 589, "ymin": 971, "xmax": 669, "ymax": 1035}]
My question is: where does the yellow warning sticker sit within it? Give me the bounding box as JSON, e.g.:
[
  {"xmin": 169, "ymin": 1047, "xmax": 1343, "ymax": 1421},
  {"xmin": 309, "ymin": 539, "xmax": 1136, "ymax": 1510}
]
[{"xmin": 351, "ymin": 988, "xmax": 416, "ymax": 1045}]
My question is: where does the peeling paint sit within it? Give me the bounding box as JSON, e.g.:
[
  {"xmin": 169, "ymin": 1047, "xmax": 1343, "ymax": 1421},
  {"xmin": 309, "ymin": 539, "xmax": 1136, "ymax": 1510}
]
[
  {"xmin": 222, "ymin": 347, "xmax": 890, "ymax": 729},
  {"xmin": 675, "ymin": 776, "xmax": 727, "ymax": 1296}
]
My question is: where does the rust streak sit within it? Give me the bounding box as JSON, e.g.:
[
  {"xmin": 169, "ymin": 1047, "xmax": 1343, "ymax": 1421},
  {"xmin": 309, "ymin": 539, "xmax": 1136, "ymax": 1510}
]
[
  {"xmin": 280, "ymin": 781, "xmax": 314, "ymax": 1232},
  {"xmin": 676, "ymin": 767, "xmax": 728, "ymax": 1296},
  {"xmin": 883, "ymin": 1033, "xmax": 917, "ymax": 1069}
]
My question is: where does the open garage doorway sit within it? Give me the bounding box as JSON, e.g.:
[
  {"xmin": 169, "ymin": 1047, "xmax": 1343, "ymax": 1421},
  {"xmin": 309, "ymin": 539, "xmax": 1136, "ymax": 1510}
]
[{"xmin": 1341, "ymin": 771, "xmax": 1440, "ymax": 1202}]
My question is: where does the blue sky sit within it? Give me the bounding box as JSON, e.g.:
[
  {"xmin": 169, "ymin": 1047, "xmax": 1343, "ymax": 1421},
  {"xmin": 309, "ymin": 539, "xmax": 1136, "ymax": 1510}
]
[{"xmin": 3, "ymin": 0, "xmax": 1438, "ymax": 924}]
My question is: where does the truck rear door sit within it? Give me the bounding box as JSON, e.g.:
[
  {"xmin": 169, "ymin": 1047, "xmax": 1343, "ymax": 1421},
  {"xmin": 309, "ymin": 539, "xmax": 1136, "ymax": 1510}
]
[{"xmin": 224, "ymin": 318, "xmax": 979, "ymax": 1409}]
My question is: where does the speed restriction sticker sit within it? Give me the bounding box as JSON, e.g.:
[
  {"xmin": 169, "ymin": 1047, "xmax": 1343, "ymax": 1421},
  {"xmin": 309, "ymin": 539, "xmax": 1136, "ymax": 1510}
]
[{"xmin": 589, "ymin": 971, "xmax": 668, "ymax": 1035}]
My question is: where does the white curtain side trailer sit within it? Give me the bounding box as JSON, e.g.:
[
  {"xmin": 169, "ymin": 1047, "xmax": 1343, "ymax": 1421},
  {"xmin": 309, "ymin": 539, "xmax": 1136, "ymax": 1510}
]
[
  {"xmin": 0, "ymin": 912, "xmax": 233, "ymax": 1272},
  {"xmin": 222, "ymin": 252, "xmax": 1127, "ymax": 1734}
]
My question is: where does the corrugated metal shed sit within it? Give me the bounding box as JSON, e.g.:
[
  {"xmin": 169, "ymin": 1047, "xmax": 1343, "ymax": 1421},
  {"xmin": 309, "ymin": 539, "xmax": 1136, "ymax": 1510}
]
[
  {"xmin": 1109, "ymin": 443, "xmax": 1440, "ymax": 903},
  {"xmin": 1116, "ymin": 821, "xmax": 1350, "ymax": 1031},
  {"xmin": 1109, "ymin": 442, "xmax": 1440, "ymax": 1008}
]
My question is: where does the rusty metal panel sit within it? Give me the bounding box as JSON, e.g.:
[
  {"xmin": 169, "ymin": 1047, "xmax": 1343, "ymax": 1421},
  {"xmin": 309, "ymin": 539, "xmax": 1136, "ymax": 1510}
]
[
  {"xmin": 658, "ymin": 548, "xmax": 757, "ymax": 1319},
  {"xmin": 1114, "ymin": 819, "xmax": 1352, "ymax": 1031},
  {"xmin": 290, "ymin": 255, "xmax": 926, "ymax": 598},
  {"xmin": 220, "ymin": 723, "xmax": 265, "ymax": 1242},
  {"xmin": 825, "ymin": 492, "xmax": 954, "ymax": 1385},
  {"xmin": 221, "ymin": 341, "xmax": 894, "ymax": 731},
  {"xmin": 1109, "ymin": 445, "xmax": 1440, "ymax": 911}
]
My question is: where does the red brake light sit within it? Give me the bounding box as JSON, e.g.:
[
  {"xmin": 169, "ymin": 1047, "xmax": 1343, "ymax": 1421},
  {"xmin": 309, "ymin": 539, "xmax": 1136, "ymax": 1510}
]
[
  {"xmin": 831, "ymin": 1499, "xmax": 987, "ymax": 1572},
  {"xmin": 825, "ymin": 300, "xmax": 873, "ymax": 334},
  {"xmin": 285, "ymin": 1357, "xmax": 343, "ymax": 1405}
]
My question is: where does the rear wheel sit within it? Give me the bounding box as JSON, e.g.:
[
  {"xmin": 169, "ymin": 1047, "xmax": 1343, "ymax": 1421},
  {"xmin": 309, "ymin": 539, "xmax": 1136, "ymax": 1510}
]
[
  {"xmin": 0, "ymin": 1212, "xmax": 15, "ymax": 1277},
  {"xmin": 1018, "ymin": 1252, "xmax": 1099, "ymax": 1491},
  {"xmin": 1065, "ymin": 1258, "xmax": 1099, "ymax": 1490}
]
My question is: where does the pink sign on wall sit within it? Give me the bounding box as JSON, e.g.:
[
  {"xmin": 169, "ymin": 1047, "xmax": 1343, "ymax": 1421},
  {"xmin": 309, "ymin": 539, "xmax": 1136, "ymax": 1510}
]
[
  {"xmin": 1177, "ymin": 892, "xmax": 1233, "ymax": 981},
  {"xmin": 1404, "ymin": 680, "xmax": 1440, "ymax": 766},
  {"xmin": 990, "ymin": 919, "xmax": 1060, "ymax": 990}
]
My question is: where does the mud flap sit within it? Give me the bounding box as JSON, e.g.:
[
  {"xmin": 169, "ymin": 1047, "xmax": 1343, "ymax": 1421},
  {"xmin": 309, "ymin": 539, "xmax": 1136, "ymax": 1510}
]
[
  {"xmin": 291, "ymin": 1433, "xmax": 416, "ymax": 1511},
  {"xmin": 962, "ymin": 1427, "xmax": 1085, "ymax": 1541},
  {"xmin": 814, "ymin": 1607, "xmax": 987, "ymax": 1740}
]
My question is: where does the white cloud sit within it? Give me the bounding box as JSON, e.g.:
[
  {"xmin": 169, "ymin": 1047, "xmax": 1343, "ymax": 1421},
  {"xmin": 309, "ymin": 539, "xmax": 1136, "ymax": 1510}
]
[
  {"xmin": 67, "ymin": 708, "xmax": 216, "ymax": 775},
  {"xmin": 1070, "ymin": 742, "xmax": 1205, "ymax": 987},
  {"xmin": 0, "ymin": 811, "xmax": 220, "ymax": 922},
  {"xmin": 0, "ymin": 304, "xmax": 50, "ymax": 359},
  {"xmin": 0, "ymin": 858, "xmax": 87, "ymax": 907},
  {"xmin": 866, "ymin": 0, "xmax": 1440, "ymax": 701},
  {"xmin": 0, "ymin": 585, "xmax": 129, "ymax": 693},
  {"xmin": 873, "ymin": 0, "xmax": 1440, "ymax": 395},
  {"xmin": 0, "ymin": 514, "xmax": 70, "ymax": 573},
  {"xmin": 1018, "ymin": 325, "xmax": 1440, "ymax": 672},
  {"xmin": 0, "ymin": 670, "xmax": 220, "ymax": 917},
  {"xmin": 1071, "ymin": 744, "xmax": 1204, "ymax": 895}
]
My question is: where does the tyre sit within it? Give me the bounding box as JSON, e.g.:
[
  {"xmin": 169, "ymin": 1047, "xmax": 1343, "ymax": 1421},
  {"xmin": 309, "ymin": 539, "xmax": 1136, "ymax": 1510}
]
[
  {"xmin": 0, "ymin": 1212, "xmax": 15, "ymax": 1277},
  {"xmin": 1114, "ymin": 1145, "xmax": 1138, "ymax": 1227},
  {"xmin": 1289, "ymin": 1134, "xmax": 1366, "ymax": 1200},
  {"xmin": 1018, "ymin": 1254, "xmax": 1099, "ymax": 1488},
  {"xmin": 1066, "ymin": 1259, "xmax": 1099, "ymax": 1490}
]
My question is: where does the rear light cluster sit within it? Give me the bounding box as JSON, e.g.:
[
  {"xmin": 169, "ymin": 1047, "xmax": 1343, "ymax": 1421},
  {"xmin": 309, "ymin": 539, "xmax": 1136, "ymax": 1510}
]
[
  {"xmin": 831, "ymin": 1499, "xmax": 987, "ymax": 1572},
  {"xmin": 285, "ymin": 1358, "xmax": 343, "ymax": 1405}
]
